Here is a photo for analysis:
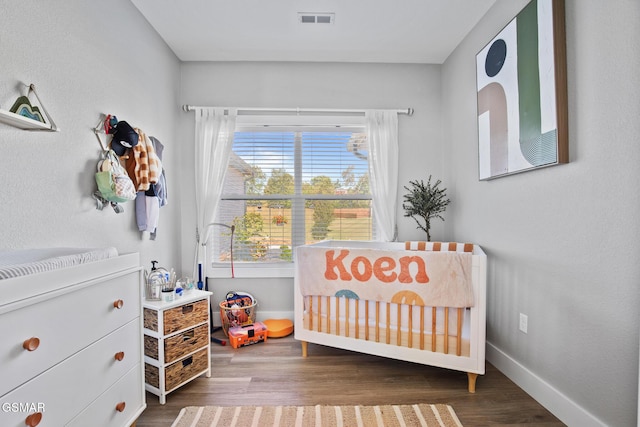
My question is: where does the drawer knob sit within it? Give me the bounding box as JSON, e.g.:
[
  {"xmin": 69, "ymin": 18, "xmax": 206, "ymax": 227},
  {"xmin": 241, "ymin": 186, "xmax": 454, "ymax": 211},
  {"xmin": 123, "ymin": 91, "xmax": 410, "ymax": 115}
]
[
  {"xmin": 115, "ymin": 401, "xmax": 126, "ymax": 412},
  {"xmin": 114, "ymin": 351, "xmax": 125, "ymax": 361},
  {"xmin": 25, "ymin": 412, "xmax": 42, "ymax": 426},
  {"xmin": 113, "ymin": 299, "xmax": 124, "ymax": 309},
  {"xmin": 23, "ymin": 337, "xmax": 40, "ymax": 352}
]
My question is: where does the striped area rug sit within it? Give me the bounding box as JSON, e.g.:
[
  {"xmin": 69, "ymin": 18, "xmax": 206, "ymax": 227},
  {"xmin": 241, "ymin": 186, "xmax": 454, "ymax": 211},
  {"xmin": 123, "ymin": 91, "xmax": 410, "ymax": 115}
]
[{"xmin": 171, "ymin": 403, "xmax": 463, "ymax": 427}]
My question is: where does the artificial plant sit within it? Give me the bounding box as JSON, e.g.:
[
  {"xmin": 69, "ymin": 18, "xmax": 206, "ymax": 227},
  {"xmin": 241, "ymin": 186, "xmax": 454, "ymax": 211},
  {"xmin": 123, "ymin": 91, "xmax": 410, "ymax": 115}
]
[{"xmin": 402, "ymin": 176, "xmax": 451, "ymax": 241}]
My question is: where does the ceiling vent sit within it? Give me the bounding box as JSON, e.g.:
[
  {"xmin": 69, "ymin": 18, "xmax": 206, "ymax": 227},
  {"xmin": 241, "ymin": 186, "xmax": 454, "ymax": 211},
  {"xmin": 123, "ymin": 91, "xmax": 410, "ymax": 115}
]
[{"xmin": 298, "ymin": 12, "xmax": 335, "ymax": 24}]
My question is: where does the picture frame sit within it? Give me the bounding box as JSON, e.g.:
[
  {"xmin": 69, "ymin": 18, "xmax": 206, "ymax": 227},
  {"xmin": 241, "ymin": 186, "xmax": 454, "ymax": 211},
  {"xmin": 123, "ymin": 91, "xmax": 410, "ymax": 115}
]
[{"xmin": 476, "ymin": 0, "xmax": 568, "ymax": 180}]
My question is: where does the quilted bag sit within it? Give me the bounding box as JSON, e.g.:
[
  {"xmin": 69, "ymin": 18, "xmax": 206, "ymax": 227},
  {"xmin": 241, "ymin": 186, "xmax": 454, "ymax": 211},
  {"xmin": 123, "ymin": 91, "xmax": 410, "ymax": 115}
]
[{"xmin": 95, "ymin": 150, "xmax": 136, "ymax": 203}]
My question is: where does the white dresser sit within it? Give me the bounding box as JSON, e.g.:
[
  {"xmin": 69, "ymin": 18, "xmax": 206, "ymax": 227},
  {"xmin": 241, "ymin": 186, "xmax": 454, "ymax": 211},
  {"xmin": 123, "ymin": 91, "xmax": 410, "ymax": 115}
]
[{"xmin": 0, "ymin": 253, "xmax": 145, "ymax": 427}]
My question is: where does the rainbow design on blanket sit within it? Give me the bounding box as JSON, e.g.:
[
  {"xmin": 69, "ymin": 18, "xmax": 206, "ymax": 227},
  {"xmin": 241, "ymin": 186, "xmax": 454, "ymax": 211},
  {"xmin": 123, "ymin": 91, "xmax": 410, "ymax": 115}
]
[{"xmin": 335, "ymin": 289, "xmax": 427, "ymax": 306}]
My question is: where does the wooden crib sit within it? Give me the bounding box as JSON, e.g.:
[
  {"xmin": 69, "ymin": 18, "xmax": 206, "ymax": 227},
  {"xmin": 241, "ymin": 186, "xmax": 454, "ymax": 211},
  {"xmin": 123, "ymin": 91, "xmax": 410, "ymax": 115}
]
[{"xmin": 294, "ymin": 241, "xmax": 486, "ymax": 392}]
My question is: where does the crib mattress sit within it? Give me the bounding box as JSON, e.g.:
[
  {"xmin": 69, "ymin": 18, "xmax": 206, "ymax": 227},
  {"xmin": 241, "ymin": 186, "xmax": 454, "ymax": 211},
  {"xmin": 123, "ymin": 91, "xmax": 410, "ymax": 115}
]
[{"xmin": 0, "ymin": 247, "xmax": 118, "ymax": 280}]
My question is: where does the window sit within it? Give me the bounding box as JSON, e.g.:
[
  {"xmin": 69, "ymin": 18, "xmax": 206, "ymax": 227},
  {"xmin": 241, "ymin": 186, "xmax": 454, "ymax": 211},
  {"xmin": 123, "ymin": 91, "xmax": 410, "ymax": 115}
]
[{"xmin": 208, "ymin": 115, "xmax": 374, "ymax": 270}]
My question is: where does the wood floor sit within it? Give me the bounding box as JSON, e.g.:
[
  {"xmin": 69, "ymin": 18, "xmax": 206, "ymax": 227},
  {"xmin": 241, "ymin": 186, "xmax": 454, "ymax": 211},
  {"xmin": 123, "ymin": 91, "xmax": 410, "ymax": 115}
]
[{"xmin": 136, "ymin": 330, "xmax": 565, "ymax": 426}]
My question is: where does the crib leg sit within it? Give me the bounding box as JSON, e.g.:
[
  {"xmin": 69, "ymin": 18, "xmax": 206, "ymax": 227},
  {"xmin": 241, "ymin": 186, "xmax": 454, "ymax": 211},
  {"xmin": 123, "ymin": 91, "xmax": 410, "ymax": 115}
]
[
  {"xmin": 467, "ymin": 372, "xmax": 478, "ymax": 393},
  {"xmin": 301, "ymin": 341, "xmax": 308, "ymax": 358}
]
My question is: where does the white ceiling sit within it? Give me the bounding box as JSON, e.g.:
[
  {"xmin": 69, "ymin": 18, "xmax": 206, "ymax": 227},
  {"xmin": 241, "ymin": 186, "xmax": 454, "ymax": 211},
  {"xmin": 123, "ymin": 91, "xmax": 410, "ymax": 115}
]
[{"xmin": 130, "ymin": 0, "xmax": 497, "ymax": 64}]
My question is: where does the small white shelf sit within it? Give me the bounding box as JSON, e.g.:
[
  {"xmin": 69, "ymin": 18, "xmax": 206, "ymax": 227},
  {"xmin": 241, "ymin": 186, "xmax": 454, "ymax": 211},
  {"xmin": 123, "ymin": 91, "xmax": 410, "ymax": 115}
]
[{"xmin": 0, "ymin": 108, "xmax": 56, "ymax": 131}]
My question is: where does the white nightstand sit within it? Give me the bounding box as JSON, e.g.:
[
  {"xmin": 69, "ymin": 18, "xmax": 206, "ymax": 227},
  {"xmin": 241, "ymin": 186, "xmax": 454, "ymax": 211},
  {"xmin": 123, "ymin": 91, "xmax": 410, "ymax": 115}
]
[{"xmin": 142, "ymin": 290, "xmax": 212, "ymax": 404}]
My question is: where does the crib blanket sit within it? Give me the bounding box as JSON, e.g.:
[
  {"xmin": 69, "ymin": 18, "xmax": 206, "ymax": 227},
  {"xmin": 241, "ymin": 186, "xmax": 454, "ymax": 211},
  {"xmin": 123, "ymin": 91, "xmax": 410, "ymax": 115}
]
[{"xmin": 296, "ymin": 246, "xmax": 474, "ymax": 307}]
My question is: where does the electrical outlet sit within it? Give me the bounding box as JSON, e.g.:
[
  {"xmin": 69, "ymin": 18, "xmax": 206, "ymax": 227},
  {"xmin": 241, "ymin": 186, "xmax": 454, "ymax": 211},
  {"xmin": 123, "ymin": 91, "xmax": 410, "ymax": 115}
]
[{"xmin": 519, "ymin": 313, "xmax": 528, "ymax": 333}]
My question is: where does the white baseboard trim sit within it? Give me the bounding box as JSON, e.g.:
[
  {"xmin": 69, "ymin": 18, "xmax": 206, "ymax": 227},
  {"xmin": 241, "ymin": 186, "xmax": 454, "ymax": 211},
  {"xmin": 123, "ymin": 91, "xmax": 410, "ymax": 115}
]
[{"xmin": 486, "ymin": 342, "xmax": 606, "ymax": 427}]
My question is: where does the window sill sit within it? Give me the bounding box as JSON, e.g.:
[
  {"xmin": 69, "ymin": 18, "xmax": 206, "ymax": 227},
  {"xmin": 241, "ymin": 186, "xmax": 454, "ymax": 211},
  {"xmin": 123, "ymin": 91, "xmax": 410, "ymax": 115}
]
[{"xmin": 209, "ymin": 263, "xmax": 294, "ymax": 279}]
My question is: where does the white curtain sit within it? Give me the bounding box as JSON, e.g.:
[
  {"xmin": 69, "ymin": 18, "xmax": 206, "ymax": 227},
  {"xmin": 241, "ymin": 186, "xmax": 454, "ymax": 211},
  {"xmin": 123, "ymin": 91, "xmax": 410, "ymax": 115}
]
[
  {"xmin": 366, "ymin": 110, "xmax": 399, "ymax": 242},
  {"xmin": 193, "ymin": 107, "xmax": 237, "ymax": 276}
]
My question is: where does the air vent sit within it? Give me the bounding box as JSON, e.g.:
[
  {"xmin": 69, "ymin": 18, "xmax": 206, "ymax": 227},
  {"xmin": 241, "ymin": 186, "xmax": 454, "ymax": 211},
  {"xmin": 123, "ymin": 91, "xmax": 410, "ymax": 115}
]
[{"xmin": 298, "ymin": 12, "xmax": 335, "ymax": 24}]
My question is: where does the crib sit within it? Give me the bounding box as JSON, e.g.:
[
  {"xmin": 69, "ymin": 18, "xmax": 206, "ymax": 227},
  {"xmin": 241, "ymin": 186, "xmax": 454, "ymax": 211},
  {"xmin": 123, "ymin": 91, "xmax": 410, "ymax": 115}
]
[{"xmin": 294, "ymin": 240, "xmax": 486, "ymax": 392}]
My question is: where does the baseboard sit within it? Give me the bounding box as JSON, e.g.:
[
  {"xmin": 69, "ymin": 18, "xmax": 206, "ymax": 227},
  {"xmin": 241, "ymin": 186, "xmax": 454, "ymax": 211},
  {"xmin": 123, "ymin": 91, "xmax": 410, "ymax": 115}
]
[{"xmin": 486, "ymin": 342, "xmax": 606, "ymax": 427}]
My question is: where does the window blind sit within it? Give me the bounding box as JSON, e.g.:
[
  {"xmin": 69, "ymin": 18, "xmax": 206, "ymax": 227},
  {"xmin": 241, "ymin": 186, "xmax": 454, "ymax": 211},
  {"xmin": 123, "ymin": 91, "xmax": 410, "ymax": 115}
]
[{"xmin": 210, "ymin": 126, "xmax": 373, "ymax": 265}]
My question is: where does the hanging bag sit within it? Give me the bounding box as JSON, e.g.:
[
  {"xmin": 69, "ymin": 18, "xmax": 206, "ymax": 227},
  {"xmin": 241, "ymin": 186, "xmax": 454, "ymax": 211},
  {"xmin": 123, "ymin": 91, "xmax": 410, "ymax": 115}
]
[{"xmin": 95, "ymin": 149, "xmax": 136, "ymax": 203}]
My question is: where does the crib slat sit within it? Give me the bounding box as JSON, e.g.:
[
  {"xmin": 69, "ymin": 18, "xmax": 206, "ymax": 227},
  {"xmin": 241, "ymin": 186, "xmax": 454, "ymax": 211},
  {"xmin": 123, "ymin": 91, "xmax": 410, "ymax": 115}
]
[
  {"xmin": 345, "ymin": 297, "xmax": 350, "ymax": 338},
  {"xmin": 396, "ymin": 303, "xmax": 401, "ymax": 346},
  {"xmin": 326, "ymin": 296, "xmax": 330, "ymax": 334},
  {"xmin": 376, "ymin": 301, "xmax": 380, "ymax": 343},
  {"xmin": 386, "ymin": 303, "xmax": 391, "ymax": 345},
  {"xmin": 308, "ymin": 296, "xmax": 313, "ymax": 331},
  {"xmin": 365, "ymin": 300, "xmax": 370, "ymax": 341},
  {"xmin": 315, "ymin": 296, "xmax": 322, "ymax": 332},
  {"xmin": 444, "ymin": 307, "xmax": 449, "ymax": 354},
  {"xmin": 457, "ymin": 308, "xmax": 463, "ymax": 356},
  {"xmin": 408, "ymin": 305, "xmax": 413, "ymax": 348},
  {"xmin": 355, "ymin": 299, "xmax": 360, "ymax": 339},
  {"xmin": 431, "ymin": 307, "xmax": 437, "ymax": 352},
  {"xmin": 317, "ymin": 296, "xmax": 321, "ymax": 332},
  {"xmin": 335, "ymin": 297, "xmax": 340, "ymax": 335},
  {"xmin": 316, "ymin": 295, "xmax": 322, "ymax": 332},
  {"xmin": 314, "ymin": 296, "xmax": 318, "ymax": 332},
  {"xmin": 420, "ymin": 306, "xmax": 425, "ymax": 350}
]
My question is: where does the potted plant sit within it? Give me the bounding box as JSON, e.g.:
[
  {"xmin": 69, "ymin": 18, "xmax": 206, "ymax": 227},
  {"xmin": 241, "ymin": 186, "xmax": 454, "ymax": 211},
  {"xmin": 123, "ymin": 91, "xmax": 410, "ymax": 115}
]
[
  {"xmin": 272, "ymin": 214, "xmax": 288, "ymax": 226},
  {"xmin": 402, "ymin": 176, "xmax": 451, "ymax": 241}
]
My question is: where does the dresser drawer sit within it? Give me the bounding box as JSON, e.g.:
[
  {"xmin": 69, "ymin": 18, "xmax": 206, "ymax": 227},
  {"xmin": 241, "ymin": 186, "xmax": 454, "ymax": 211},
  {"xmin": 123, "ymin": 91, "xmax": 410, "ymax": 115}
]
[
  {"xmin": 0, "ymin": 269, "xmax": 140, "ymax": 396},
  {"xmin": 144, "ymin": 298, "xmax": 208, "ymax": 335},
  {"xmin": 145, "ymin": 347, "xmax": 209, "ymax": 392},
  {"xmin": 67, "ymin": 364, "xmax": 145, "ymax": 427},
  {"xmin": 145, "ymin": 323, "xmax": 209, "ymax": 363},
  {"xmin": 0, "ymin": 319, "xmax": 140, "ymax": 427}
]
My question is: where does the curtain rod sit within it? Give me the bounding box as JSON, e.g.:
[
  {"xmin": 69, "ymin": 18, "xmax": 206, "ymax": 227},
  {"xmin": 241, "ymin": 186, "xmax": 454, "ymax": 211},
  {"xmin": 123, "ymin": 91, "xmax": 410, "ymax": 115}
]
[{"xmin": 182, "ymin": 105, "xmax": 414, "ymax": 116}]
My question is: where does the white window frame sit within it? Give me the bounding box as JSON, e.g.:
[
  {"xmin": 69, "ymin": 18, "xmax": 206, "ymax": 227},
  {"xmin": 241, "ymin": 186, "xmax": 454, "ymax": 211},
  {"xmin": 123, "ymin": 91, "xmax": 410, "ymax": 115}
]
[{"xmin": 209, "ymin": 114, "xmax": 372, "ymax": 278}]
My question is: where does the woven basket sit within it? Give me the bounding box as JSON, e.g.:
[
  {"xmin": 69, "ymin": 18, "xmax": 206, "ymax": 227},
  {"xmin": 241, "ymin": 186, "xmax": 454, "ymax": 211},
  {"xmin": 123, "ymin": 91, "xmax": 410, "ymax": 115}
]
[{"xmin": 219, "ymin": 297, "xmax": 257, "ymax": 337}]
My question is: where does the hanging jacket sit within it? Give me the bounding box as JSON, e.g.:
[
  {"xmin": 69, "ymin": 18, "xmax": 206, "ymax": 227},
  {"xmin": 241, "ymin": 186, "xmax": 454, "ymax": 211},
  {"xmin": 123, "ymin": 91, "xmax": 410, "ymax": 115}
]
[
  {"xmin": 131, "ymin": 128, "xmax": 162, "ymax": 191},
  {"xmin": 136, "ymin": 136, "xmax": 167, "ymax": 239},
  {"xmin": 149, "ymin": 136, "xmax": 168, "ymax": 207}
]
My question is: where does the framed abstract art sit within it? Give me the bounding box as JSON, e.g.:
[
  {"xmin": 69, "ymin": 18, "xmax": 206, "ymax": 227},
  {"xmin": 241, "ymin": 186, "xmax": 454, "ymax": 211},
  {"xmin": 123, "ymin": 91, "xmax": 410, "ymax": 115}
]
[{"xmin": 476, "ymin": 0, "xmax": 568, "ymax": 180}]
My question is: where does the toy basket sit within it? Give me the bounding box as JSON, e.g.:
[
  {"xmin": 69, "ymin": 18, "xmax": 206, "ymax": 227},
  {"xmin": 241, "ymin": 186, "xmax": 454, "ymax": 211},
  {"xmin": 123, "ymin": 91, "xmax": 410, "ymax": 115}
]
[{"xmin": 219, "ymin": 296, "xmax": 257, "ymax": 337}]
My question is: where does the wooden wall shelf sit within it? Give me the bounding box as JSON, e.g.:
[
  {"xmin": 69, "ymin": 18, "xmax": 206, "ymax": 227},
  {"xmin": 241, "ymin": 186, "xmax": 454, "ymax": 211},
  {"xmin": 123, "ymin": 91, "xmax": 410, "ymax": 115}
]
[
  {"xmin": 0, "ymin": 108, "xmax": 57, "ymax": 131},
  {"xmin": 0, "ymin": 84, "xmax": 58, "ymax": 131}
]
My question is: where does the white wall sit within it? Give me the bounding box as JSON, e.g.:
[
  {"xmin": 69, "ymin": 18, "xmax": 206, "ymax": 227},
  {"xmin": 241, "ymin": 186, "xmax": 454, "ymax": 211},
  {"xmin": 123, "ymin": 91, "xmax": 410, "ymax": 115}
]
[
  {"xmin": 0, "ymin": 0, "xmax": 182, "ymax": 271},
  {"xmin": 177, "ymin": 62, "xmax": 444, "ymax": 310},
  {"xmin": 443, "ymin": 1, "xmax": 640, "ymax": 425}
]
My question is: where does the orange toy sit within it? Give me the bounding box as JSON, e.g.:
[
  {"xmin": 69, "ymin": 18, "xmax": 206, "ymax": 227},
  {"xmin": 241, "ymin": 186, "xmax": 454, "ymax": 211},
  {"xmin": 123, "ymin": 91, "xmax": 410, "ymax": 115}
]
[
  {"xmin": 228, "ymin": 322, "xmax": 268, "ymax": 349},
  {"xmin": 263, "ymin": 318, "xmax": 294, "ymax": 338}
]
